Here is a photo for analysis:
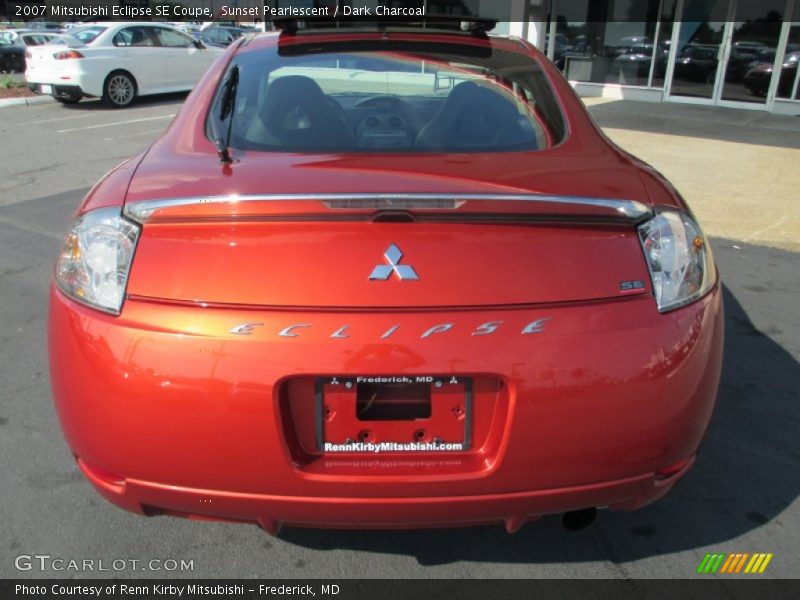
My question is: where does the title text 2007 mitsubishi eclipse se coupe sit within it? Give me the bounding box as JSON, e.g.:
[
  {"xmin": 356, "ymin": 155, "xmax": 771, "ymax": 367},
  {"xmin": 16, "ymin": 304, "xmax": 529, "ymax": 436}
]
[{"xmin": 49, "ymin": 19, "xmax": 723, "ymax": 534}]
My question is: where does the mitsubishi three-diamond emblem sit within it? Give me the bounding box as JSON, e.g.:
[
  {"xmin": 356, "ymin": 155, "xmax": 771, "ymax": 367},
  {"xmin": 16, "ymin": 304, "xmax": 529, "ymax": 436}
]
[{"xmin": 369, "ymin": 243, "xmax": 419, "ymax": 281}]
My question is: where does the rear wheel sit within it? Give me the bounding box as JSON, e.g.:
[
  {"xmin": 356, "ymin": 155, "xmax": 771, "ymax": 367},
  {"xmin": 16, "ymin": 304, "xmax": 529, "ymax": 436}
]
[{"xmin": 103, "ymin": 72, "xmax": 136, "ymax": 108}]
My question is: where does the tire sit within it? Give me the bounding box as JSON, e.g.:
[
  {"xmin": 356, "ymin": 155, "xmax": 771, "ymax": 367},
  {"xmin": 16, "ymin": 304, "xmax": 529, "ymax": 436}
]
[
  {"xmin": 55, "ymin": 96, "xmax": 82, "ymax": 105},
  {"xmin": 102, "ymin": 71, "xmax": 136, "ymax": 108}
]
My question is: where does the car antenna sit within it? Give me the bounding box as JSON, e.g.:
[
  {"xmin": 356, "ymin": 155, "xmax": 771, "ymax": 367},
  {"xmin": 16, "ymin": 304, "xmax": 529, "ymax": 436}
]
[{"xmin": 215, "ymin": 65, "xmax": 239, "ymax": 164}]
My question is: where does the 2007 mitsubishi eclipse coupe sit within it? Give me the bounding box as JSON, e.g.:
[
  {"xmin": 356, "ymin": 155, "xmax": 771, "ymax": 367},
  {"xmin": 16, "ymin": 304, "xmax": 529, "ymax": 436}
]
[{"xmin": 49, "ymin": 20, "xmax": 723, "ymax": 533}]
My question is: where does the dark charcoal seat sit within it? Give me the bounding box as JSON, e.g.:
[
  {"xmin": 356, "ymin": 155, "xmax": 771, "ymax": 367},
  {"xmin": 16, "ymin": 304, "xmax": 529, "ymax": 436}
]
[
  {"xmin": 259, "ymin": 75, "xmax": 355, "ymax": 151},
  {"xmin": 416, "ymin": 80, "xmax": 537, "ymax": 151}
]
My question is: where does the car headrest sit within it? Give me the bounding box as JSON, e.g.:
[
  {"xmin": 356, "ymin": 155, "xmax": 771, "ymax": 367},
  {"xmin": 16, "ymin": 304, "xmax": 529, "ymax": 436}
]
[
  {"xmin": 416, "ymin": 80, "xmax": 534, "ymax": 151},
  {"xmin": 259, "ymin": 75, "xmax": 355, "ymax": 150}
]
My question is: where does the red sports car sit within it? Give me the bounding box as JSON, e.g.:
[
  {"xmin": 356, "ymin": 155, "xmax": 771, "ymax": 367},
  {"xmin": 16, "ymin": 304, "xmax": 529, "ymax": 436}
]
[{"xmin": 49, "ymin": 19, "xmax": 723, "ymax": 534}]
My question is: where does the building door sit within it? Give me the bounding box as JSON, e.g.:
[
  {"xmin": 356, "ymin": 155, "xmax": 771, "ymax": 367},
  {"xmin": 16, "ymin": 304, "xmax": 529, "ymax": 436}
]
[
  {"xmin": 666, "ymin": 0, "xmax": 730, "ymax": 102},
  {"xmin": 666, "ymin": 0, "xmax": 789, "ymax": 108},
  {"xmin": 718, "ymin": 0, "xmax": 786, "ymax": 106}
]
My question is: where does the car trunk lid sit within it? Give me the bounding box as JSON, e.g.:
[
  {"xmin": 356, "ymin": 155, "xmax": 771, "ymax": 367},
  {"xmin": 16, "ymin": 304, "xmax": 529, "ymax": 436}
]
[
  {"xmin": 24, "ymin": 39, "xmax": 80, "ymax": 73},
  {"xmin": 123, "ymin": 150, "xmax": 654, "ymax": 309}
]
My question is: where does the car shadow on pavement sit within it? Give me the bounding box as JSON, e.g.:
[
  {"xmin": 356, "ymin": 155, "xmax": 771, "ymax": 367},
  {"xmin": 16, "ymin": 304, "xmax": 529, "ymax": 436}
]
[
  {"xmin": 56, "ymin": 92, "xmax": 189, "ymax": 111},
  {"xmin": 279, "ymin": 283, "xmax": 800, "ymax": 566},
  {"xmin": 587, "ymin": 99, "xmax": 800, "ymax": 150}
]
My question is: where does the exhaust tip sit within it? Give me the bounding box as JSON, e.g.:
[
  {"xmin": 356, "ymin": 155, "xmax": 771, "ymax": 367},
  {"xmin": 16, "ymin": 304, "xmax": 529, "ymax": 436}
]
[{"xmin": 561, "ymin": 508, "xmax": 598, "ymax": 532}]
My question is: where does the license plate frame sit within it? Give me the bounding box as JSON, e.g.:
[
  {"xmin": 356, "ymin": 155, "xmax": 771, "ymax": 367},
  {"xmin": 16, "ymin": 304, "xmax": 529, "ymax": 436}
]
[
  {"xmin": 40, "ymin": 84, "xmax": 52, "ymax": 94},
  {"xmin": 315, "ymin": 376, "xmax": 473, "ymax": 454}
]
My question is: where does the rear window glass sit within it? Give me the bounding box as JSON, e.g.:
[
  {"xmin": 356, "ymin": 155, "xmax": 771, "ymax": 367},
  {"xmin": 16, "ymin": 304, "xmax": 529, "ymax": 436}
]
[{"xmin": 208, "ymin": 41, "xmax": 565, "ymax": 154}]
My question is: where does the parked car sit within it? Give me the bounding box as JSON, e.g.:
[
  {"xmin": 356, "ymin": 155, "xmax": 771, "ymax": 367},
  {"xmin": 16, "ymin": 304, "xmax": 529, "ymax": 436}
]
[
  {"xmin": 0, "ymin": 30, "xmax": 61, "ymax": 72},
  {"xmin": 25, "ymin": 21, "xmax": 224, "ymax": 107},
  {"xmin": 168, "ymin": 21, "xmax": 203, "ymax": 39},
  {"xmin": 611, "ymin": 43, "xmax": 668, "ymax": 81},
  {"xmin": 200, "ymin": 25, "xmax": 249, "ymax": 48},
  {"xmin": 49, "ymin": 19, "xmax": 723, "ymax": 533},
  {"xmin": 18, "ymin": 31, "xmax": 62, "ymax": 47},
  {"xmin": 619, "ymin": 35, "xmax": 650, "ymax": 47},
  {"xmin": 741, "ymin": 47, "xmax": 776, "ymax": 75},
  {"xmin": 2, "ymin": 29, "xmax": 57, "ymax": 63},
  {"xmin": 732, "ymin": 40, "xmax": 764, "ymax": 52},
  {"xmin": 0, "ymin": 33, "xmax": 25, "ymax": 72},
  {"xmin": 744, "ymin": 51, "xmax": 800, "ymax": 97},
  {"xmin": 673, "ymin": 44, "xmax": 718, "ymax": 82},
  {"xmin": 24, "ymin": 20, "xmax": 62, "ymax": 31},
  {"xmin": 726, "ymin": 46, "xmax": 766, "ymax": 81}
]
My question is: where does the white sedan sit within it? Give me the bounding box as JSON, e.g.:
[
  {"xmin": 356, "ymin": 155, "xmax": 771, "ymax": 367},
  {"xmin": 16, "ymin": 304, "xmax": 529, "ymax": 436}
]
[{"xmin": 25, "ymin": 22, "xmax": 225, "ymax": 107}]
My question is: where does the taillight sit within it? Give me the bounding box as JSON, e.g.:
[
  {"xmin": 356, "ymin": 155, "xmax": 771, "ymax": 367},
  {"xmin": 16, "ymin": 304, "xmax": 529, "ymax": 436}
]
[
  {"xmin": 637, "ymin": 209, "xmax": 716, "ymax": 312},
  {"xmin": 55, "ymin": 207, "xmax": 141, "ymax": 315},
  {"xmin": 53, "ymin": 50, "xmax": 84, "ymax": 60}
]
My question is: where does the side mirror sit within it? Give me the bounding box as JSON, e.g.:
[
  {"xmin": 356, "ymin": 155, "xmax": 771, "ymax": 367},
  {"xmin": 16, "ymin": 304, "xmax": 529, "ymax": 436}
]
[{"xmin": 194, "ymin": 40, "xmax": 205, "ymax": 50}]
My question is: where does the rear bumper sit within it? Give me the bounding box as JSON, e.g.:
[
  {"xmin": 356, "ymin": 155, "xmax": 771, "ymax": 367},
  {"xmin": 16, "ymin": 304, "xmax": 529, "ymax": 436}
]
[
  {"xmin": 78, "ymin": 455, "xmax": 694, "ymax": 533},
  {"xmin": 49, "ymin": 282, "xmax": 724, "ymax": 529},
  {"xmin": 25, "ymin": 67, "xmax": 103, "ymax": 98},
  {"xmin": 28, "ymin": 83, "xmax": 84, "ymax": 100}
]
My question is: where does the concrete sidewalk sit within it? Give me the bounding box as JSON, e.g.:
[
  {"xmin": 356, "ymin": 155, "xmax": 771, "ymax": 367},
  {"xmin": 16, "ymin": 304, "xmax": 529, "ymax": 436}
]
[
  {"xmin": 0, "ymin": 72, "xmax": 52, "ymax": 108},
  {"xmin": 585, "ymin": 98, "xmax": 800, "ymax": 252}
]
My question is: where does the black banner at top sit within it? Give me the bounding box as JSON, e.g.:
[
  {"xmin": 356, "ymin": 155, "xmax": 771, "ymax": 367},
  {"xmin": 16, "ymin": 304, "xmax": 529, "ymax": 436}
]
[
  {"xmin": 7, "ymin": 1, "xmax": 428, "ymax": 24},
  {"xmin": 0, "ymin": 0, "xmax": 776, "ymax": 24}
]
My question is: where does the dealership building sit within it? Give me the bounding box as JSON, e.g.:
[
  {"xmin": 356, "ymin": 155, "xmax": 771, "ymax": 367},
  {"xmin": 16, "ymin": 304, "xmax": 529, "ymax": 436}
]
[
  {"xmin": 7, "ymin": 0, "xmax": 798, "ymax": 114},
  {"xmin": 260, "ymin": 0, "xmax": 800, "ymax": 115}
]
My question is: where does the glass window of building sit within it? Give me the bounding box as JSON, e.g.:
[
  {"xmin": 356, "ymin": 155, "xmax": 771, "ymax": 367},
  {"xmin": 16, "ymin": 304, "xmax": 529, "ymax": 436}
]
[
  {"xmin": 650, "ymin": 0, "xmax": 677, "ymax": 88},
  {"xmin": 424, "ymin": 0, "xmax": 514, "ymax": 34},
  {"xmin": 547, "ymin": 0, "xmax": 674, "ymax": 88},
  {"xmin": 776, "ymin": 19, "xmax": 800, "ymax": 100},
  {"xmin": 720, "ymin": 0, "xmax": 785, "ymax": 104}
]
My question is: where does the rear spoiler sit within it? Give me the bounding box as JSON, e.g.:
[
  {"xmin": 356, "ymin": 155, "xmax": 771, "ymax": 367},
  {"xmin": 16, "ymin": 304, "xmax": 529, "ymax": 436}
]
[
  {"xmin": 276, "ymin": 38, "xmax": 494, "ymax": 58},
  {"xmin": 270, "ymin": 16, "xmax": 498, "ymax": 37},
  {"xmin": 124, "ymin": 193, "xmax": 652, "ymax": 225}
]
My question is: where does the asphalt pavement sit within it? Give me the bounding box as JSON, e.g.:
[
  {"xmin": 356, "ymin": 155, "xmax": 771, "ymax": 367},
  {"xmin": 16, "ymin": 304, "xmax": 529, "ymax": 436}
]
[
  {"xmin": 0, "ymin": 96, "xmax": 798, "ymax": 579},
  {"xmin": 588, "ymin": 98, "xmax": 800, "ymax": 252}
]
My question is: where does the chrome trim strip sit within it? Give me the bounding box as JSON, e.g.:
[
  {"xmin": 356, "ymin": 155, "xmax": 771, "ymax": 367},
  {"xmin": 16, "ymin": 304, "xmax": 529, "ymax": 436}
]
[{"xmin": 123, "ymin": 193, "xmax": 652, "ymax": 223}]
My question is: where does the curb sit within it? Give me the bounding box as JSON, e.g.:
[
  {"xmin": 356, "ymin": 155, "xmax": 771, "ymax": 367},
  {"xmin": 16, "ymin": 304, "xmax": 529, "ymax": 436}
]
[{"xmin": 0, "ymin": 95, "xmax": 55, "ymax": 108}]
